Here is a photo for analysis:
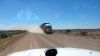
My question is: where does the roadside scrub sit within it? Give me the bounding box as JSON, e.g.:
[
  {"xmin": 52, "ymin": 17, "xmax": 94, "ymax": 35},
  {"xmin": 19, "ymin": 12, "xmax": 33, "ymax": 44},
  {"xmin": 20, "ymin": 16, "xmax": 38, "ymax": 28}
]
[{"xmin": 0, "ymin": 30, "xmax": 28, "ymax": 52}]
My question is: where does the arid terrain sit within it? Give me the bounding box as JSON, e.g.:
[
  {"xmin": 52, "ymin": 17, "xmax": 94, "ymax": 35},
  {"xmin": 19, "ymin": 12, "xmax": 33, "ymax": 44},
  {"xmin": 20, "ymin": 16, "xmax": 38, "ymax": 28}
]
[
  {"xmin": 0, "ymin": 30, "xmax": 100, "ymax": 56},
  {"xmin": 0, "ymin": 28, "xmax": 100, "ymax": 56}
]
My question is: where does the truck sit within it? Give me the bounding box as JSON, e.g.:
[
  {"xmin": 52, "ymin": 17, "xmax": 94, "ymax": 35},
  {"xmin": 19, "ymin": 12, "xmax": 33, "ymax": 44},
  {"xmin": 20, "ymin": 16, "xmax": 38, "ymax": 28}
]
[{"xmin": 40, "ymin": 23, "xmax": 53, "ymax": 34}]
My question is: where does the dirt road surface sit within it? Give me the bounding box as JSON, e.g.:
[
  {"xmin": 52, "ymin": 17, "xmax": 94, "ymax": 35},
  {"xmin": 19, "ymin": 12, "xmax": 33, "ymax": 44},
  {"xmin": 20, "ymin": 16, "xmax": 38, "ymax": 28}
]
[{"xmin": 0, "ymin": 33, "xmax": 100, "ymax": 56}]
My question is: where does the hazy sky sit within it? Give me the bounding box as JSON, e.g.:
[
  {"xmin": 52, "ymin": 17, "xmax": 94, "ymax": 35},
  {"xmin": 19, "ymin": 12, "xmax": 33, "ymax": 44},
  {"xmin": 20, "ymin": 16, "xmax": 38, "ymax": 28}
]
[{"xmin": 0, "ymin": 0, "xmax": 100, "ymax": 29}]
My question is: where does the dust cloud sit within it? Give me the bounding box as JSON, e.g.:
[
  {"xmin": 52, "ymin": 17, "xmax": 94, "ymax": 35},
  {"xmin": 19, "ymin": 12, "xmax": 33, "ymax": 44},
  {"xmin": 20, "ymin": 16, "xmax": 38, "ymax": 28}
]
[
  {"xmin": 27, "ymin": 26, "xmax": 44, "ymax": 34},
  {"xmin": 10, "ymin": 25, "xmax": 44, "ymax": 34}
]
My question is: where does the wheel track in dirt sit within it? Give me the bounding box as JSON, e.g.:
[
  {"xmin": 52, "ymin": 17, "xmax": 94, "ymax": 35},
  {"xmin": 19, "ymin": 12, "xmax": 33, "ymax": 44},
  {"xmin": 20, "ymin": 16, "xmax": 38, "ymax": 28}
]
[{"xmin": 0, "ymin": 33, "xmax": 100, "ymax": 56}]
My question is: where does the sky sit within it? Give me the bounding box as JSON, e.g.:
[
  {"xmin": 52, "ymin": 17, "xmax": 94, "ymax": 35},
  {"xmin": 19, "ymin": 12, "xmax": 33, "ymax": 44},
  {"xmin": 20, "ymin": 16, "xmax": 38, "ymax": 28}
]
[{"xmin": 0, "ymin": 0, "xmax": 100, "ymax": 29}]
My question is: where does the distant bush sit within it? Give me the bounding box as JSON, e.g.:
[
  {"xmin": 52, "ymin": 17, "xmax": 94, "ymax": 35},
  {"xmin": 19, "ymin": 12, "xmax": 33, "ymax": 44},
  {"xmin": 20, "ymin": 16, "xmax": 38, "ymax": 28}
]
[
  {"xmin": 0, "ymin": 30, "xmax": 27, "ymax": 39},
  {"xmin": 6, "ymin": 33, "xmax": 12, "ymax": 37},
  {"xmin": 92, "ymin": 37, "xmax": 96, "ymax": 39},
  {"xmin": 65, "ymin": 30, "xmax": 71, "ymax": 34},
  {"xmin": 0, "ymin": 33, "xmax": 8, "ymax": 39},
  {"xmin": 80, "ymin": 31, "xmax": 88, "ymax": 36}
]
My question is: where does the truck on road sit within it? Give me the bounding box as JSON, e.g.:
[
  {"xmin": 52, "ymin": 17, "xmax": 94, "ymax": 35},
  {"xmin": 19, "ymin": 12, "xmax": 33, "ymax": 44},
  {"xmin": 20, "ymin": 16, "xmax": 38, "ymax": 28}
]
[{"xmin": 40, "ymin": 23, "xmax": 53, "ymax": 34}]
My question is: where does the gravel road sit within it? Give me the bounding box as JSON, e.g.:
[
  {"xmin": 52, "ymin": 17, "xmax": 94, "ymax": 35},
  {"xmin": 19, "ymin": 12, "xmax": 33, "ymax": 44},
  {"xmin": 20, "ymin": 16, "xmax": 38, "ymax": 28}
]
[{"xmin": 0, "ymin": 33, "xmax": 100, "ymax": 56}]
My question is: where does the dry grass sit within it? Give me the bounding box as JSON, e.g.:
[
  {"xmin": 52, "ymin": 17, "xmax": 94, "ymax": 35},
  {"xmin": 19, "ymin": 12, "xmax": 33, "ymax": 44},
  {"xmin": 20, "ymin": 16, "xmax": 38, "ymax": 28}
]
[
  {"xmin": 67, "ymin": 32, "xmax": 100, "ymax": 39},
  {"xmin": 54, "ymin": 29, "xmax": 100, "ymax": 40},
  {"xmin": 0, "ymin": 32, "xmax": 28, "ymax": 52}
]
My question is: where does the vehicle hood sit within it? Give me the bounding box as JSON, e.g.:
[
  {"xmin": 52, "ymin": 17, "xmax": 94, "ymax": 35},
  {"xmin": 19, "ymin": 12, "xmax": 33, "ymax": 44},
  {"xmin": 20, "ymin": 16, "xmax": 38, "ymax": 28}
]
[{"xmin": 7, "ymin": 48, "xmax": 100, "ymax": 56}]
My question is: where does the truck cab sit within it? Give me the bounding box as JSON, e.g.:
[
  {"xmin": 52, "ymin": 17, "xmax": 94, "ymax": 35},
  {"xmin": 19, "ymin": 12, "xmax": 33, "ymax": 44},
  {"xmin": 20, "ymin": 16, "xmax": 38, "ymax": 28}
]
[{"xmin": 40, "ymin": 23, "xmax": 53, "ymax": 34}]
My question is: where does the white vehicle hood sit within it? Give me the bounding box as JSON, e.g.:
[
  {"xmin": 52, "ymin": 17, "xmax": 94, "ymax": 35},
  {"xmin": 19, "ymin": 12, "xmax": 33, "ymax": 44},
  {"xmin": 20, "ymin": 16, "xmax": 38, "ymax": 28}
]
[{"xmin": 7, "ymin": 48, "xmax": 100, "ymax": 56}]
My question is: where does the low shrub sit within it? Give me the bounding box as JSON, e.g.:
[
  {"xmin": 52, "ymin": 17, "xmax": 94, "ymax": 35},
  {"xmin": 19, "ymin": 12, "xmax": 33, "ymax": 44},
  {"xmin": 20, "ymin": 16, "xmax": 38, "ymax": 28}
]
[
  {"xmin": 80, "ymin": 31, "xmax": 88, "ymax": 36},
  {"xmin": 0, "ymin": 33, "xmax": 8, "ymax": 39},
  {"xmin": 65, "ymin": 30, "xmax": 71, "ymax": 34}
]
